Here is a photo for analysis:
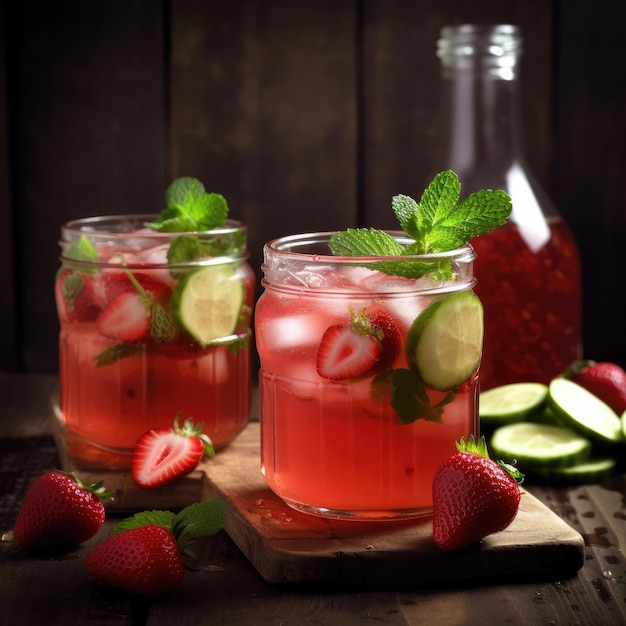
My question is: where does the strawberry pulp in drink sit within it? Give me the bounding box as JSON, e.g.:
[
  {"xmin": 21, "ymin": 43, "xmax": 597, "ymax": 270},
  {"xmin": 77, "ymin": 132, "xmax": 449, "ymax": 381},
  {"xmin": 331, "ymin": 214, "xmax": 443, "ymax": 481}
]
[
  {"xmin": 256, "ymin": 234, "xmax": 481, "ymax": 519},
  {"xmin": 56, "ymin": 216, "xmax": 254, "ymax": 469},
  {"xmin": 471, "ymin": 218, "xmax": 582, "ymax": 390}
]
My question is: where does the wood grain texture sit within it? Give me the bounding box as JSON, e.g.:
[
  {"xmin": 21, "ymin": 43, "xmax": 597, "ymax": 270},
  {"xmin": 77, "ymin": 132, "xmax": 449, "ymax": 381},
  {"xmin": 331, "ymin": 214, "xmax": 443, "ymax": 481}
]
[
  {"xmin": 169, "ymin": 0, "xmax": 358, "ymax": 306},
  {"xmin": 7, "ymin": 0, "xmax": 167, "ymax": 372},
  {"xmin": 0, "ymin": 2, "xmax": 16, "ymax": 371},
  {"xmin": 553, "ymin": 1, "xmax": 626, "ymax": 366},
  {"xmin": 1, "ymin": 373, "xmax": 626, "ymax": 625}
]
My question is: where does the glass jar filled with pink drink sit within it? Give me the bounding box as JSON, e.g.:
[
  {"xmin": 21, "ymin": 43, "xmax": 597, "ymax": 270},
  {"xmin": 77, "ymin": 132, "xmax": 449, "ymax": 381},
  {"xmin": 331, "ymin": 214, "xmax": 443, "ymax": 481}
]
[
  {"xmin": 55, "ymin": 178, "xmax": 254, "ymax": 471},
  {"xmin": 255, "ymin": 171, "xmax": 512, "ymax": 520}
]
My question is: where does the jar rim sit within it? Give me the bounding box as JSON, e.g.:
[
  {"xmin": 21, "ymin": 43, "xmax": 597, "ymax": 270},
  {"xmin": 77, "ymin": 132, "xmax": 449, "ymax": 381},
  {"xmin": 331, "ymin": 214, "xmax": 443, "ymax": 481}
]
[
  {"xmin": 61, "ymin": 214, "xmax": 246, "ymax": 238},
  {"xmin": 264, "ymin": 231, "xmax": 475, "ymax": 262}
]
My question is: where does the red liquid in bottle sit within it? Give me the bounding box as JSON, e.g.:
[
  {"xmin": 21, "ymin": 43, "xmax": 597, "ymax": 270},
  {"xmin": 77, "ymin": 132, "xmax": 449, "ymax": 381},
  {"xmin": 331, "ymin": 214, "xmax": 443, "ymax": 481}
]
[{"xmin": 471, "ymin": 218, "xmax": 582, "ymax": 389}]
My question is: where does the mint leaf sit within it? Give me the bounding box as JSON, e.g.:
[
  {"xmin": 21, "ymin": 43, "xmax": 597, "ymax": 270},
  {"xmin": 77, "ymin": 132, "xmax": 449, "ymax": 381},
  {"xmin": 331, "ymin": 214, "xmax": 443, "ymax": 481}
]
[
  {"xmin": 150, "ymin": 304, "xmax": 178, "ymax": 342},
  {"xmin": 364, "ymin": 258, "xmax": 451, "ymax": 281},
  {"xmin": 167, "ymin": 235, "xmax": 203, "ymax": 265},
  {"xmin": 66, "ymin": 235, "xmax": 98, "ymax": 262},
  {"xmin": 113, "ymin": 500, "xmax": 227, "ymax": 538},
  {"xmin": 190, "ymin": 193, "xmax": 229, "ymax": 230},
  {"xmin": 175, "ymin": 499, "xmax": 227, "ymax": 538},
  {"xmin": 424, "ymin": 188, "xmax": 512, "ymax": 252},
  {"xmin": 391, "ymin": 194, "xmax": 421, "ymax": 240},
  {"xmin": 328, "ymin": 228, "xmax": 404, "ymax": 256},
  {"xmin": 147, "ymin": 177, "xmax": 230, "ymax": 234},
  {"xmin": 93, "ymin": 343, "xmax": 145, "ymax": 367},
  {"xmin": 61, "ymin": 272, "xmax": 85, "ymax": 313},
  {"xmin": 329, "ymin": 170, "xmax": 512, "ymax": 263},
  {"xmin": 166, "ymin": 176, "xmax": 206, "ymax": 211},
  {"xmin": 146, "ymin": 207, "xmax": 198, "ymax": 232},
  {"xmin": 417, "ymin": 170, "xmax": 462, "ymax": 243},
  {"xmin": 390, "ymin": 369, "xmax": 445, "ymax": 424}
]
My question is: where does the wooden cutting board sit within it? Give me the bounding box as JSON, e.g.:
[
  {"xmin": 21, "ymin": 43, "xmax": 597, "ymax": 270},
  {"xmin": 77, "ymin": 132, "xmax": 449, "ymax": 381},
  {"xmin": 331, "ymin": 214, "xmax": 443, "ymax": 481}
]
[{"xmin": 200, "ymin": 422, "xmax": 585, "ymax": 588}]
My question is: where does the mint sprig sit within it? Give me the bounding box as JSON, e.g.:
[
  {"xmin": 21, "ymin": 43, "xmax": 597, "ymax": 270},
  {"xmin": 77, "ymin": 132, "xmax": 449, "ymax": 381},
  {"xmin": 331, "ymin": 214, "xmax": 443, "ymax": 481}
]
[
  {"xmin": 328, "ymin": 171, "xmax": 511, "ymax": 277},
  {"xmin": 114, "ymin": 499, "xmax": 228, "ymax": 567},
  {"xmin": 146, "ymin": 177, "xmax": 228, "ymax": 232},
  {"xmin": 331, "ymin": 171, "xmax": 511, "ymax": 426}
]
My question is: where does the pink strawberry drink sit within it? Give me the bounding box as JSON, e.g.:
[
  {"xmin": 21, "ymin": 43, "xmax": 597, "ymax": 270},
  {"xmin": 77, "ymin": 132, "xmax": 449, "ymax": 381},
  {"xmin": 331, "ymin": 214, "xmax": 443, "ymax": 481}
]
[
  {"xmin": 256, "ymin": 233, "xmax": 482, "ymax": 520},
  {"xmin": 56, "ymin": 215, "xmax": 254, "ymax": 469}
]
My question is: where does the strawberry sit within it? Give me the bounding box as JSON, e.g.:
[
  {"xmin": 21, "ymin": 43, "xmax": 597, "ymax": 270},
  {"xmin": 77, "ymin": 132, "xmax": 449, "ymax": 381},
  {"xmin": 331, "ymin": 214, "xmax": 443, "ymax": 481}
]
[
  {"xmin": 131, "ymin": 414, "xmax": 215, "ymax": 489},
  {"xmin": 98, "ymin": 268, "xmax": 172, "ymax": 305},
  {"xmin": 57, "ymin": 270, "xmax": 102, "ymax": 322},
  {"xmin": 13, "ymin": 471, "xmax": 113, "ymax": 551},
  {"xmin": 570, "ymin": 360, "xmax": 626, "ymax": 416},
  {"xmin": 368, "ymin": 309, "xmax": 401, "ymax": 371},
  {"xmin": 432, "ymin": 436, "xmax": 523, "ymax": 551},
  {"xmin": 97, "ymin": 291, "xmax": 151, "ymax": 341},
  {"xmin": 85, "ymin": 525, "xmax": 184, "ymax": 597},
  {"xmin": 85, "ymin": 498, "xmax": 227, "ymax": 597},
  {"xmin": 316, "ymin": 308, "xmax": 387, "ymax": 381}
]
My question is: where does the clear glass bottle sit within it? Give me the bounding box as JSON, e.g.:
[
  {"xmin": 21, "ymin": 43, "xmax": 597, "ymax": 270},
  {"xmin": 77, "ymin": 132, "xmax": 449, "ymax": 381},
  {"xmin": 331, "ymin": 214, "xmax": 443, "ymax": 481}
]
[{"xmin": 436, "ymin": 24, "xmax": 582, "ymax": 390}]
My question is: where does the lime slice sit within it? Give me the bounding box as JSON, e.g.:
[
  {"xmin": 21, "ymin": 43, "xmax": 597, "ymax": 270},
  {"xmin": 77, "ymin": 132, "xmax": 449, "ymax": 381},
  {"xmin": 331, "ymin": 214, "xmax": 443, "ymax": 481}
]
[
  {"xmin": 480, "ymin": 382, "xmax": 548, "ymax": 426},
  {"xmin": 548, "ymin": 378, "xmax": 624, "ymax": 444},
  {"xmin": 533, "ymin": 457, "xmax": 616, "ymax": 485},
  {"xmin": 489, "ymin": 422, "xmax": 591, "ymax": 469},
  {"xmin": 622, "ymin": 410, "xmax": 626, "ymax": 439},
  {"xmin": 405, "ymin": 290, "xmax": 483, "ymax": 391},
  {"xmin": 172, "ymin": 265, "xmax": 243, "ymax": 346}
]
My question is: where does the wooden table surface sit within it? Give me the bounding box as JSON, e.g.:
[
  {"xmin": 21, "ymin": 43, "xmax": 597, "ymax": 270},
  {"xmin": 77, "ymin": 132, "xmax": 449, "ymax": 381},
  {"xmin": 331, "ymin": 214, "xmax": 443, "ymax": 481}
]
[{"xmin": 1, "ymin": 372, "xmax": 625, "ymax": 625}]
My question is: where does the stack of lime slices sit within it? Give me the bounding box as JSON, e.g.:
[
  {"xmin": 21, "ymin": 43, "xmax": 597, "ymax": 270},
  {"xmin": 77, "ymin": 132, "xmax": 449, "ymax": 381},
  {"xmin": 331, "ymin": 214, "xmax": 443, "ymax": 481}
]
[{"xmin": 480, "ymin": 379, "xmax": 625, "ymax": 484}]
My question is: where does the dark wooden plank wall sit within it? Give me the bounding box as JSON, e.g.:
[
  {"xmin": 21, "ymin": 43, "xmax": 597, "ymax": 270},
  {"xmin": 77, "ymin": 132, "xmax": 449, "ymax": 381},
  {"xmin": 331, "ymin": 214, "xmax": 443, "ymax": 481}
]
[{"xmin": 1, "ymin": 0, "xmax": 624, "ymax": 374}]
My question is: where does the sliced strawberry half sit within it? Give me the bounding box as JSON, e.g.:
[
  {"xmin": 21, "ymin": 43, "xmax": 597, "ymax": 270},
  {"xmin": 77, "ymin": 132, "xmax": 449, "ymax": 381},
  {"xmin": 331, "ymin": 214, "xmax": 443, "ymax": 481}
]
[
  {"xmin": 97, "ymin": 269, "xmax": 172, "ymax": 305},
  {"xmin": 317, "ymin": 309, "xmax": 383, "ymax": 381},
  {"xmin": 97, "ymin": 291, "xmax": 151, "ymax": 342},
  {"xmin": 131, "ymin": 414, "xmax": 215, "ymax": 489}
]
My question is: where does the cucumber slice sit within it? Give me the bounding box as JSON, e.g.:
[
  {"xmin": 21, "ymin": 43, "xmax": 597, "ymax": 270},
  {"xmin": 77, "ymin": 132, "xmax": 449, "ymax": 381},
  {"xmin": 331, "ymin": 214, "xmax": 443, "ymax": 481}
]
[
  {"xmin": 480, "ymin": 382, "xmax": 548, "ymax": 426},
  {"xmin": 547, "ymin": 378, "xmax": 624, "ymax": 444},
  {"xmin": 490, "ymin": 422, "xmax": 591, "ymax": 469},
  {"xmin": 172, "ymin": 264, "xmax": 243, "ymax": 346},
  {"xmin": 405, "ymin": 290, "xmax": 483, "ymax": 391},
  {"xmin": 532, "ymin": 457, "xmax": 616, "ymax": 485}
]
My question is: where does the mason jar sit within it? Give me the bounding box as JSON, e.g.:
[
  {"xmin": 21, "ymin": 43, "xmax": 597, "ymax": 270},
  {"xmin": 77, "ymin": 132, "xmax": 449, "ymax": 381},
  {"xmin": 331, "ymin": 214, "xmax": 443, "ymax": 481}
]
[
  {"xmin": 55, "ymin": 215, "xmax": 254, "ymax": 475},
  {"xmin": 255, "ymin": 232, "xmax": 481, "ymax": 520}
]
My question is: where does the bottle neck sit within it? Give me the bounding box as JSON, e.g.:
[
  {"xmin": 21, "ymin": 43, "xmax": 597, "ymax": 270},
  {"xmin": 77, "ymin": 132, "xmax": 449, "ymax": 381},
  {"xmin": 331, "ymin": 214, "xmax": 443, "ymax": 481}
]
[
  {"xmin": 440, "ymin": 66, "xmax": 525, "ymax": 181},
  {"xmin": 436, "ymin": 24, "xmax": 526, "ymax": 189}
]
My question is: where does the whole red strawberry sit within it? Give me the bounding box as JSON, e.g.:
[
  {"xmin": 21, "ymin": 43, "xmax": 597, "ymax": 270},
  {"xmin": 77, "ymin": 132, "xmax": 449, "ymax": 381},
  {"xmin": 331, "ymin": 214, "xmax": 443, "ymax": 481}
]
[
  {"xmin": 432, "ymin": 436, "xmax": 523, "ymax": 551},
  {"xmin": 570, "ymin": 360, "xmax": 626, "ymax": 416},
  {"xmin": 86, "ymin": 525, "xmax": 185, "ymax": 597},
  {"xmin": 85, "ymin": 499, "xmax": 227, "ymax": 597},
  {"xmin": 13, "ymin": 471, "xmax": 113, "ymax": 550}
]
